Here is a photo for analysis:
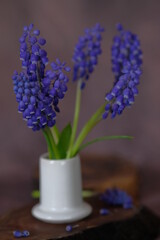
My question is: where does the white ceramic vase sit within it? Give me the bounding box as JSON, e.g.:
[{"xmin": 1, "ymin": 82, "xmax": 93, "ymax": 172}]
[{"xmin": 31, "ymin": 153, "xmax": 92, "ymax": 223}]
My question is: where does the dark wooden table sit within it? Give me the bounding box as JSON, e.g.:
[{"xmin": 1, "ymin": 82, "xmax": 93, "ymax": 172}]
[
  {"xmin": 0, "ymin": 155, "xmax": 159, "ymax": 239},
  {"xmin": 0, "ymin": 197, "xmax": 159, "ymax": 240}
]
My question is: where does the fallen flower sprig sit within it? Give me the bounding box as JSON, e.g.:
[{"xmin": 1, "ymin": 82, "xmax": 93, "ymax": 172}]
[
  {"xmin": 100, "ymin": 188, "xmax": 133, "ymax": 209},
  {"xmin": 12, "ymin": 23, "xmax": 143, "ymax": 159}
]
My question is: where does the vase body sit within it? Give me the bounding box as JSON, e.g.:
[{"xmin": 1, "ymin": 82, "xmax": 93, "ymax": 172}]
[{"xmin": 32, "ymin": 153, "xmax": 92, "ymax": 223}]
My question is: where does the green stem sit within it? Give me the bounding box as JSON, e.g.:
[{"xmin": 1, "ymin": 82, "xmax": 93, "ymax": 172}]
[
  {"xmin": 43, "ymin": 127, "xmax": 60, "ymax": 159},
  {"xmin": 50, "ymin": 125, "xmax": 60, "ymax": 144},
  {"xmin": 67, "ymin": 80, "xmax": 82, "ymax": 158},
  {"xmin": 70, "ymin": 103, "xmax": 106, "ymax": 157},
  {"xmin": 42, "ymin": 129, "xmax": 54, "ymax": 159}
]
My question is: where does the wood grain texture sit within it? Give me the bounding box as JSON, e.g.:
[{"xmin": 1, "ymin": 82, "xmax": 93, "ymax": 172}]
[
  {"xmin": 0, "ymin": 197, "xmax": 159, "ymax": 240},
  {"xmin": 81, "ymin": 154, "xmax": 139, "ymax": 200},
  {"xmin": 0, "ymin": 156, "xmax": 159, "ymax": 239}
]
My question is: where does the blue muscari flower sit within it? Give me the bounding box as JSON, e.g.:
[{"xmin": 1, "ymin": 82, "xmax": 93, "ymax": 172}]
[
  {"xmin": 66, "ymin": 225, "xmax": 72, "ymax": 232},
  {"xmin": 103, "ymin": 24, "xmax": 143, "ymax": 119},
  {"xmin": 100, "ymin": 188, "xmax": 133, "ymax": 209},
  {"xmin": 12, "ymin": 24, "xmax": 70, "ymax": 131},
  {"xmin": 72, "ymin": 23, "xmax": 104, "ymax": 89},
  {"xmin": 13, "ymin": 230, "xmax": 22, "ymax": 238},
  {"xmin": 99, "ymin": 208, "xmax": 110, "ymax": 215},
  {"xmin": 13, "ymin": 230, "xmax": 30, "ymax": 238}
]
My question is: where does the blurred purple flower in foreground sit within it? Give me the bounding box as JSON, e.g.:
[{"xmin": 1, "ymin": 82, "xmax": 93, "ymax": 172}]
[{"xmin": 100, "ymin": 188, "xmax": 133, "ymax": 209}]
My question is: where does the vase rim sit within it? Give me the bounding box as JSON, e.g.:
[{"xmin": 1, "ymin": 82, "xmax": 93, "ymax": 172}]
[{"xmin": 40, "ymin": 153, "xmax": 80, "ymax": 162}]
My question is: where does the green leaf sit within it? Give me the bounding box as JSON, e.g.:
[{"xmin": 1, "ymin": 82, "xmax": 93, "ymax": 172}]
[
  {"xmin": 31, "ymin": 190, "xmax": 40, "ymax": 199},
  {"xmin": 31, "ymin": 189, "xmax": 96, "ymax": 199},
  {"xmin": 78, "ymin": 135, "xmax": 133, "ymax": 154},
  {"xmin": 57, "ymin": 123, "xmax": 72, "ymax": 158},
  {"xmin": 82, "ymin": 190, "xmax": 97, "ymax": 198}
]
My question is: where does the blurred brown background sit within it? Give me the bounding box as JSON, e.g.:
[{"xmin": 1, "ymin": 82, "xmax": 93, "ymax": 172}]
[{"xmin": 0, "ymin": 0, "xmax": 160, "ymax": 216}]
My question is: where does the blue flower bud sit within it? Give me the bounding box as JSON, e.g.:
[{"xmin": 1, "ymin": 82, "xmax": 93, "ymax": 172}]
[
  {"xmin": 19, "ymin": 101, "xmax": 25, "ymax": 109},
  {"xmin": 30, "ymin": 64, "xmax": 36, "ymax": 73},
  {"xmin": 38, "ymin": 38, "xmax": 46, "ymax": 45},
  {"xmin": 123, "ymin": 88, "xmax": 130, "ymax": 98},
  {"xmin": 42, "ymin": 57, "xmax": 48, "ymax": 65},
  {"xmin": 66, "ymin": 225, "xmax": 72, "ymax": 232},
  {"xmin": 42, "ymin": 78, "xmax": 50, "ymax": 87},
  {"xmin": 118, "ymin": 105, "xmax": 125, "ymax": 115},
  {"xmin": 60, "ymin": 83, "xmax": 67, "ymax": 93},
  {"xmin": 111, "ymin": 111, "xmax": 116, "ymax": 119},
  {"xmin": 29, "ymin": 36, "xmax": 37, "ymax": 45},
  {"xmin": 112, "ymin": 104, "xmax": 118, "ymax": 112},
  {"xmin": 29, "ymin": 23, "xmax": 34, "ymax": 30},
  {"xmin": 26, "ymin": 108, "xmax": 32, "ymax": 118},
  {"xmin": 20, "ymin": 43, "xmax": 27, "ymax": 51},
  {"xmin": 24, "ymin": 88, "xmax": 30, "ymax": 95},
  {"xmin": 128, "ymin": 96, "xmax": 135, "ymax": 104},
  {"xmin": 32, "ymin": 44, "xmax": 40, "ymax": 55},
  {"xmin": 58, "ymin": 91, "xmax": 64, "ymax": 99},
  {"xmin": 22, "ymin": 230, "xmax": 30, "ymax": 237},
  {"xmin": 40, "ymin": 116, "xmax": 47, "ymax": 126},
  {"xmin": 27, "ymin": 119, "xmax": 34, "ymax": 128},
  {"xmin": 64, "ymin": 66, "xmax": 71, "ymax": 72},
  {"xmin": 33, "ymin": 29, "xmax": 40, "ymax": 36},
  {"xmin": 31, "ymin": 116, "xmax": 37, "ymax": 124},
  {"xmin": 100, "ymin": 208, "xmax": 110, "ymax": 215},
  {"xmin": 20, "ymin": 51, "xmax": 27, "ymax": 61},
  {"xmin": 38, "ymin": 101, "xmax": 45, "ymax": 111},
  {"xmin": 19, "ymin": 36, "xmax": 25, "ymax": 43},
  {"xmin": 47, "ymin": 119, "xmax": 56, "ymax": 127},
  {"xmin": 105, "ymin": 93, "xmax": 113, "ymax": 101},
  {"xmin": 31, "ymin": 54, "xmax": 39, "ymax": 64},
  {"xmin": 23, "ymin": 26, "xmax": 28, "ymax": 31},
  {"xmin": 22, "ymin": 61, "xmax": 28, "ymax": 68},
  {"xmin": 28, "ymin": 104, "xmax": 35, "ymax": 113},
  {"xmin": 16, "ymin": 93, "xmax": 22, "ymax": 102},
  {"xmin": 80, "ymin": 82, "xmax": 86, "ymax": 90},
  {"xmin": 13, "ymin": 230, "xmax": 22, "ymax": 238},
  {"xmin": 102, "ymin": 111, "xmax": 109, "ymax": 119},
  {"xmin": 59, "ymin": 72, "xmax": 65, "ymax": 80},
  {"xmin": 50, "ymin": 111, "xmax": 56, "ymax": 119},
  {"xmin": 49, "ymin": 88, "xmax": 56, "ymax": 97},
  {"xmin": 105, "ymin": 104, "xmax": 110, "ymax": 111},
  {"xmin": 53, "ymin": 97, "xmax": 59, "ymax": 106},
  {"xmin": 35, "ymin": 109, "xmax": 41, "ymax": 119},
  {"xmin": 39, "ymin": 49, "xmax": 47, "ymax": 57},
  {"xmin": 54, "ymin": 80, "xmax": 60, "ymax": 89}
]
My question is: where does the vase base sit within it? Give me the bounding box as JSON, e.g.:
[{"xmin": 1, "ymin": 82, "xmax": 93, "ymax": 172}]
[{"xmin": 31, "ymin": 202, "xmax": 92, "ymax": 223}]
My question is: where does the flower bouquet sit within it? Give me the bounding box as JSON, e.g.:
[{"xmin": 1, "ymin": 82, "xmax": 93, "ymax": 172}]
[{"xmin": 12, "ymin": 23, "xmax": 142, "ymax": 223}]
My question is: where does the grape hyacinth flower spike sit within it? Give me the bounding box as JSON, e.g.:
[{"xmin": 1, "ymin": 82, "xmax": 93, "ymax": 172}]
[
  {"xmin": 72, "ymin": 23, "xmax": 104, "ymax": 89},
  {"xmin": 103, "ymin": 24, "xmax": 143, "ymax": 119},
  {"xmin": 12, "ymin": 24, "xmax": 70, "ymax": 132},
  {"xmin": 12, "ymin": 24, "xmax": 70, "ymax": 159}
]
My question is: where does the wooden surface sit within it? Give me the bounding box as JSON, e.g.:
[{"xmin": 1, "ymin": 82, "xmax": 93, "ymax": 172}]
[
  {"xmin": 0, "ymin": 196, "xmax": 159, "ymax": 240},
  {"xmin": 1, "ymin": 155, "xmax": 159, "ymax": 239},
  {"xmin": 81, "ymin": 154, "xmax": 139, "ymax": 200}
]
